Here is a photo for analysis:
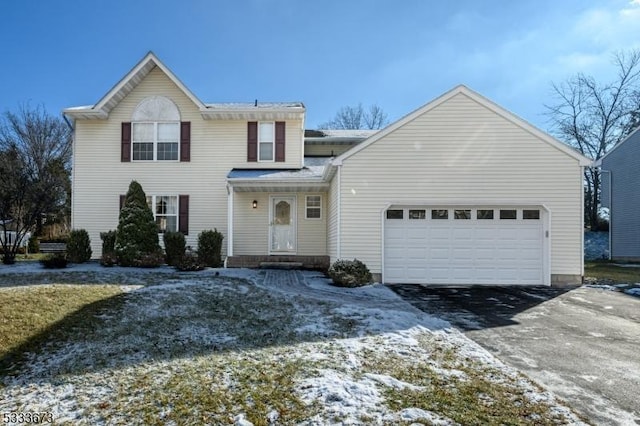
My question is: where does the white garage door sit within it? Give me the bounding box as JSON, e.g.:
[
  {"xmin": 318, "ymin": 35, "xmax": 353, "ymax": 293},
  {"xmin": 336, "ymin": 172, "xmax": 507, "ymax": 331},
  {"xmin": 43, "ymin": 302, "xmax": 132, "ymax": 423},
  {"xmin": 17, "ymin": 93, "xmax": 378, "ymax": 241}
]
[{"xmin": 384, "ymin": 207, "xmax": 546, "ymax": 285}]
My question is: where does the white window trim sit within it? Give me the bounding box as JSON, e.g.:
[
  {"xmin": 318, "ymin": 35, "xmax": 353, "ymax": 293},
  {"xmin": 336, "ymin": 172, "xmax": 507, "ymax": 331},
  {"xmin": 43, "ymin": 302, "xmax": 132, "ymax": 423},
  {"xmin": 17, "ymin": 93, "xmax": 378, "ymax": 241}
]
[
  {"xmin": 147, "ymin": 194, "xmax": 180, "ymax": 233},
  {"xmin": 258, "ymin": 121, "xmax": 275, "ymax": 162},
  {"xmin": 305, "ymin": 195, "xmax": 322, "ymax": 220},
  {"xmin": 132, "ymin": 121, "xmax": 180, "ymax": 162}
]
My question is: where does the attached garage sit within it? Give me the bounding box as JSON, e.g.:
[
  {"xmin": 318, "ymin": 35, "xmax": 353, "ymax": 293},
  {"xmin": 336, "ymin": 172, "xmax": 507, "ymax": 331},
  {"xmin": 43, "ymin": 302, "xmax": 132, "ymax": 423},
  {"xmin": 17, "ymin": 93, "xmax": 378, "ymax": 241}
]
[
  {"xmin": 383, "ymin": 206, "xmax": 549, "ymax": 285},
  {"xmin": 329, "ymin": 85, "xmax": 592, "ymax": 287}
]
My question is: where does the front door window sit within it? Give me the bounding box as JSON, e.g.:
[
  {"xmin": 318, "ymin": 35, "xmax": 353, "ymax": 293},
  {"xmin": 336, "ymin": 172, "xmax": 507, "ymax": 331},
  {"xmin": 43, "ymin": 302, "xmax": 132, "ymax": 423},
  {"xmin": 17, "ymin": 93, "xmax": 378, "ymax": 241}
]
[{"xmin": 271, "ymin": 197, "xmax": 296, "ymax": 252}]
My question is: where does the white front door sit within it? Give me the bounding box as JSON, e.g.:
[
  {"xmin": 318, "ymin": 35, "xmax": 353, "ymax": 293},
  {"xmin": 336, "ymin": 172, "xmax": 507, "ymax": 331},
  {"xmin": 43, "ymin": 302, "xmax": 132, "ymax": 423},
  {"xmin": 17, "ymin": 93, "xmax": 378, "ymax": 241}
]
[{"xmin": 270, "ymin": 196, "xmax": 296, "ymax": 253}]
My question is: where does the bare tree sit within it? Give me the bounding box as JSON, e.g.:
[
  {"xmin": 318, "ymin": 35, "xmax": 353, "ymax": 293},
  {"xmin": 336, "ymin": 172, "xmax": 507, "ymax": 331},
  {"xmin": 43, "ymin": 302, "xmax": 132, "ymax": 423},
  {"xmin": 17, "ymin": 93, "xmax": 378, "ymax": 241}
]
[
  {"xmin": 546, "ymin": 49, "xmax": 640, "ymax": 229},
  {"xmin": 0, "ymin": 105, "xmax": 72, "ymax": 263},
  {"xmin": 320, "ymin": 103, "xmax": 388, "ymax": 130}
]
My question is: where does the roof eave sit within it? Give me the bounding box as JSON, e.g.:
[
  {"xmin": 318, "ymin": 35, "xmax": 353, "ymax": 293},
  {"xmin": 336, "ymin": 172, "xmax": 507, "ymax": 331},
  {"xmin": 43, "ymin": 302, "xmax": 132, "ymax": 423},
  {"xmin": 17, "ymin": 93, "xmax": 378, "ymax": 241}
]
[
  {"xmin": 200, "ymin": 108, "xmax": 305, "ymax": 121},
  {"xmin": 62, "ymin": 108, "xmax": 109, "ymax": 120}
]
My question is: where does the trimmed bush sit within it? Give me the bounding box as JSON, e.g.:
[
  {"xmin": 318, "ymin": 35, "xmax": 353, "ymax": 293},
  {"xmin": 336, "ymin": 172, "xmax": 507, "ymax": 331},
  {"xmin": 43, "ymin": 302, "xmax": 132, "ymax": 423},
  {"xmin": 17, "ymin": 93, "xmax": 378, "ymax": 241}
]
[
  {"xmin": 328, "ymin": 259, "xmax": 372, "ymax": 288},
  {"xmin": 27, "ymin": 235, "xmax": 40, "ymax": 253},
  {"xmin": 163, "ymin": 231, "xmax": 186, "ymax": 267},
  {"xmin": 176, "ymin": 248, "xmax": 205, "ymax": 272},
  {"xmin": 137, "ymin": 251, "xmax": 165, "ymax": 268},
  {"xmin": 198, "ymin": 229, "xmax": 224, "ymax": 267},
  {"xmin": 40, "ymin": 253, "xmax": 68, "ymax": 269},
  {"xmin": 100, "ymin": 230, "xmax": 117, "ymax": 267},
  {"xmin": 115, "ymin": 181, "xmax": 162, "ymax": 267},
  {"xmin": 66, "ymin": 229, "xmax": 92, "ymax": 263}
]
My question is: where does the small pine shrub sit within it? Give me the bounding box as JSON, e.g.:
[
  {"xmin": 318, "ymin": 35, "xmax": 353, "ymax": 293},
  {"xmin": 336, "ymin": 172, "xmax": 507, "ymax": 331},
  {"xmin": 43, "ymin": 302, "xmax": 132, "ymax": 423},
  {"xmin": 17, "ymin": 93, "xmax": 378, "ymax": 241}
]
[
  {"xmin": 163, "ymin": 231, "xmax": 186, "ymax": 267},
  {"xmin": 100, "ymin": 231, "xmax": 117, "ymax": 267},
  {"xmin": 328, "ymin": 259, "xmax": 372, "ymax": 288},
  {"xmin": 115, "ymin": 181, "xmax": 162, "ymax": 267},
  {"xmin": 28, "ymin": 235, "xmax": 40, "ymax": 253},
  {"xmin": 176, "ymin": 248, "xmax": 205, "ymax": 272},
  {"xmin": 41, "ymin": 253, "xmax": 68, "ymax": 269},
  {"xmin": 66, "ymin": 229, "xmax": 92, "ymax": 263},
  {"xmin": 198, "ymin": 229, "xmax": 224, "ymax": 267}
]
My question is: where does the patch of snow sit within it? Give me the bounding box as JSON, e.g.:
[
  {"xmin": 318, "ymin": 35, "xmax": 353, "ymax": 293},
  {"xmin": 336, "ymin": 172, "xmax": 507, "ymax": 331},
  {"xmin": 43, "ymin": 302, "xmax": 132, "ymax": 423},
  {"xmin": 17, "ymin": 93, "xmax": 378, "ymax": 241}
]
[
  {"xmin": 624, "ymin": 287, "xmax": 640, "ymax": 297},
  {"xmin": 396, "ymin": 407, "xmax": 454, "ymax": 425},
  {"xmin": 584, "ymin": 231, "xmax": 609, "ymax": 260}
]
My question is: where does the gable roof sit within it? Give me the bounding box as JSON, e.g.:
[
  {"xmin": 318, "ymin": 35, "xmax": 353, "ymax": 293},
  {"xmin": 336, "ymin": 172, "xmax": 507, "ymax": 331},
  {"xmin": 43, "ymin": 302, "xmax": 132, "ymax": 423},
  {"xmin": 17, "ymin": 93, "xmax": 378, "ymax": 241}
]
[
  {"xmin": 64, "ymin": 51, "xmax": 206, "ymax": 120},
  {"xmin": 333, "ymin": 85, "xmax": 592, "ymax": 167},
  {"xmin": 64, "ymin": 52, "xmax": 305, "ymax": 121},
  {"xmin": 595, "ymin": 125, "xmax": 640, "ymax": 166}
]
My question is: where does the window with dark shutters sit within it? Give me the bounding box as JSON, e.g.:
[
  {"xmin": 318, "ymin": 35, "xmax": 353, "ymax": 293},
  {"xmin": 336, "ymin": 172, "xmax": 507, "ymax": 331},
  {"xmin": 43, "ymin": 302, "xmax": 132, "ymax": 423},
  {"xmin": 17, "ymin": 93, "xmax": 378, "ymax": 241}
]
[
  {"xmin": 121, "ymin": 122, "xmax": 131, "ymax": 162},
  {"xmin": 180, "ymin": 122, "xmax": 190, "ymax": 162},
  {"xmin": 179, "ymin": 195, "xmax": 189, "ymax": 235},
  {"xmin": 247, "ymin": 122, "xmax": 258, "ymax": 162},
  {"xmin": 275, "ymin": 121, "xmax": 285, "ymax": 162}
]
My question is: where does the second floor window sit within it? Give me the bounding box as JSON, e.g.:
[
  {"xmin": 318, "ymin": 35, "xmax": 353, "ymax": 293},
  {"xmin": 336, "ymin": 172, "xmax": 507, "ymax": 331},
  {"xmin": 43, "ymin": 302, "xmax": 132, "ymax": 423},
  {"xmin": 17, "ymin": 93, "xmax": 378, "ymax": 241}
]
[
  {"xmin": 133, "ymin": 122, "xmax": 179, "ymax": 161},
  {"xmin": 259, "ymin": 122, "xmax": 275, "ymax": 161}
]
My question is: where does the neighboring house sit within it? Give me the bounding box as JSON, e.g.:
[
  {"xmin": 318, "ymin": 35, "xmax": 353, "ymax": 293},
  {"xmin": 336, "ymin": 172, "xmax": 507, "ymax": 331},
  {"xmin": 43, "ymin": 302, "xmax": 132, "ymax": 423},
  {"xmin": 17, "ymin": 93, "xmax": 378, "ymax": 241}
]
[
  {"xmin": 598, "ymin": 126, "xmax": 640, "ymax": 260},
  {"xmin": 65, "ymin": 52, "xmax": 590, "ymax": 286}
]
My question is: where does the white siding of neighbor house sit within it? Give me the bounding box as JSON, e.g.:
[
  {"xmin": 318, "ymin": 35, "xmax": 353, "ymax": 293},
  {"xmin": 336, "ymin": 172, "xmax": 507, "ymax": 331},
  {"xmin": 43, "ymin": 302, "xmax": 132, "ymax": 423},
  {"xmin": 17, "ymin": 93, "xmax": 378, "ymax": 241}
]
[
  {"xmin": 232, "ymin": 192, "xmax": 327, "ymax": 255},
  {"xmin": 72, "ymin": 66, "xmax": 304, "ymax": 257},
  {"xmin": 336, "ymin": 92, "xmax": 584, "ymax": 277}
]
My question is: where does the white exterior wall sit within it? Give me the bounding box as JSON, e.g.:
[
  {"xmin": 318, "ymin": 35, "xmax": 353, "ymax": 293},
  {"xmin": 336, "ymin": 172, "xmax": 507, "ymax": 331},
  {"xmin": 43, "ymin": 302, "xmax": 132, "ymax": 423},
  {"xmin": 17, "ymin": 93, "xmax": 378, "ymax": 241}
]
[
  {"xmin": 72, "ymin": 67, "xmax": 303, "ymax": 257},
  {"xmin": 233, "ymin": 192, "xmax": 327, "ymax": 256},
  {"xmin": 337, "ymin": 93, "xmax": 583, "ymax": 277}
]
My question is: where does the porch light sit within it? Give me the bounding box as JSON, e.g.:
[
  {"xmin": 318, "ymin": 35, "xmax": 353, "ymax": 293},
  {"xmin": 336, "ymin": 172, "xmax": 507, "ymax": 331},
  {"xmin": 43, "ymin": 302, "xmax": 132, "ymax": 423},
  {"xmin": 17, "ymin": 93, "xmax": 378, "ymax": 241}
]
[{"xmin": 252, "ymin": 200, "xmax": 258, "ymax": 209}]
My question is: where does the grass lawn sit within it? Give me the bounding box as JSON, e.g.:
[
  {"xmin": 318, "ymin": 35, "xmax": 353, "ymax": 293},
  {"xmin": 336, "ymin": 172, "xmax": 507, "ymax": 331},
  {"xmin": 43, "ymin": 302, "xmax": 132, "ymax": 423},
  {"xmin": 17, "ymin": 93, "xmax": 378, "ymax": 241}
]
[
  {"xmin": 0, "ymin": 267, "xmax": 583, "ymax": 425},
  {"xmin": 584, "ymin": 261, "xmax": 640, "ymax": 284}
]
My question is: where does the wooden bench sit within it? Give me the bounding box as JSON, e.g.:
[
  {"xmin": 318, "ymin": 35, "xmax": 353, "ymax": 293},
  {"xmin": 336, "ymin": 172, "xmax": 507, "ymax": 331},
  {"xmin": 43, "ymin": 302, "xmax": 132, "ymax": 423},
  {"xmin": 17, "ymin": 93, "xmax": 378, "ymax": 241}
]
[{"xmin": 39, "ymin": 242, "xmax": 67, "ymax": 254}]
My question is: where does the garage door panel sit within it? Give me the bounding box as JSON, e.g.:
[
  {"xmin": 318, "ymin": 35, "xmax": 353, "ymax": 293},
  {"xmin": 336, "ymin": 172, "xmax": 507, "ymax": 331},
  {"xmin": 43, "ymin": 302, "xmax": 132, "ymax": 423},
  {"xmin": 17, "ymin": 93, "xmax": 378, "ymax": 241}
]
[{"xmin": 384, "ymin": 206, "xmax": 545, "ymax": 285}]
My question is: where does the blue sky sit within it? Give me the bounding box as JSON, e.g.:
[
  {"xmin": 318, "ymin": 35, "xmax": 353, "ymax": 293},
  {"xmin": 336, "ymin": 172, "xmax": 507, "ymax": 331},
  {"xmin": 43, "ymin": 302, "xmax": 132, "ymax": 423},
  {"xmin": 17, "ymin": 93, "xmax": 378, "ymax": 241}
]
[{"xmin": 1, "ymin": 0, "xmax": 639, "ymax": 130}]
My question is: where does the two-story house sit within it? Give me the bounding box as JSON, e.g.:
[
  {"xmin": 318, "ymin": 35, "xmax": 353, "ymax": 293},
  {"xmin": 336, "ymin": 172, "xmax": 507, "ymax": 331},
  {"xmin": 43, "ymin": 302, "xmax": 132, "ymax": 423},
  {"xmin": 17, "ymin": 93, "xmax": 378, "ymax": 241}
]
[{"xmin": 65, "ymin": 52, "xmax": 590, "ymax": 286}]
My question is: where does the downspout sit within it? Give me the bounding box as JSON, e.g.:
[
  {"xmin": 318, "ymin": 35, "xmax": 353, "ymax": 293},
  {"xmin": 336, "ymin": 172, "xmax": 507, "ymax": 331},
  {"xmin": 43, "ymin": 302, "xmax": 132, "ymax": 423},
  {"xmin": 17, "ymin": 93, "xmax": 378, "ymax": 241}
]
[
  {"xmin": 337, "ymin": 164, "xmax": 342, "ymax": 259},
  {"xmin": 63, "ymin": 114, "xmax": 76, "ymax": 230},
  {"xmin": 601, "ymin": 169, "xmax": 612, "ymax": 260},
  {"xmin": 226, "ymin": 184, "xmax": 234, "ymax": 267},
  {"xmin": 581, "ymin": 166, "xmax": 585, "ymax": 280}
]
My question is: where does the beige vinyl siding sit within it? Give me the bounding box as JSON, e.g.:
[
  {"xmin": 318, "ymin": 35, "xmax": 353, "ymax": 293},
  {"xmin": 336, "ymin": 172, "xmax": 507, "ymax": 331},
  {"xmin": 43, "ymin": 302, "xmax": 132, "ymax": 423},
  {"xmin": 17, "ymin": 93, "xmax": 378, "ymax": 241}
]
[
  {"xmin": 327, "ymin": 168, "xmax": 340, "ymax": 262},
  {"xmin": 233, "ymin": 192, "xmax": 326, "ymax": 256},
  {"xmin": 338, "ymin": 92, "xmax": 583, "ymax": 276},
  {"xmin": 304, "ymin": 143, "xmax": 355, "ymax": 157},
  {"xmin": 72, "ymin": 66, "xmax": 303, "ymax": 257}
]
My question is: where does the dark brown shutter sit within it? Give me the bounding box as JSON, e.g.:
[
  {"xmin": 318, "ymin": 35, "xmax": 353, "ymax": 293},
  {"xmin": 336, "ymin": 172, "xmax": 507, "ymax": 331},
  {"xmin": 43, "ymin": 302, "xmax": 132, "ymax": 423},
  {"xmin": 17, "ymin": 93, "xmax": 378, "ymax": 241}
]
[
  {"xmin": 179, "ymin": 195, "xmax": 189, "ymax": 235},
  {"xmin": 275, "ymin": 121, "xmax": 285, "ymax": 162},
  {"xmin": 247, "ymin": 121, "xmax": 258, "ymax": 162},
  {"xmin": 180, "ymin": 122, "xmax": 191, "ymax": 162},
  {"xmin": 121, "ymin": 122, "xmax": 131, "ymax": 162},
  {"xmin": 119, "ymin": 195, "xmax": 126, "ymax": 210}
]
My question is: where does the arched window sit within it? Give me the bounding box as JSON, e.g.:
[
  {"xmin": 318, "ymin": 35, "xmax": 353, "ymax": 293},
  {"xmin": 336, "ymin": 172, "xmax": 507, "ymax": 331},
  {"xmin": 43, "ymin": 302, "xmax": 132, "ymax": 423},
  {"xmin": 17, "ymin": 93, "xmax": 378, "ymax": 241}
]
[{"xmin": 131, "ymin": 96, "xmax": 180, "ymax": 161}]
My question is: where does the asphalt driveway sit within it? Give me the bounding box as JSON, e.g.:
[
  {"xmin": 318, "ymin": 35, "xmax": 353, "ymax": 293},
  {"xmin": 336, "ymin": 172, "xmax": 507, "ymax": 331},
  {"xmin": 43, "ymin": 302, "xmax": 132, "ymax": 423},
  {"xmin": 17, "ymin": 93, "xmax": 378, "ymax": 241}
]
[{"xmin": 389, "ymin": 284, "xmax": 640, "ymax": 425}]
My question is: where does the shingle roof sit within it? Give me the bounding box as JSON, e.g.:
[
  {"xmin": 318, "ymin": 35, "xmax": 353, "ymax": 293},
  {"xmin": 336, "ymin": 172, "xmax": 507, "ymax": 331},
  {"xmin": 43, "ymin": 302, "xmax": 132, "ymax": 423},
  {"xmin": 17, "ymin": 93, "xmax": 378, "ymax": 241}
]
[{"xmin": 227, "ymin": 157, "xmax": 331, "ymax": 180}]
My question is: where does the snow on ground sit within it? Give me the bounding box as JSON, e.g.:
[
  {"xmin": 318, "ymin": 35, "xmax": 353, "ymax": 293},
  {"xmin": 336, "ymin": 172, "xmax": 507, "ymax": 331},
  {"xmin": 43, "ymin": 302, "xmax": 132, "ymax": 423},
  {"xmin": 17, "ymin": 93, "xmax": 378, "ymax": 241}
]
[
  {"xmin": 584, "ymin": 231, "xmax": 608, "ymax": 260},
  {"xmin": 0, "ymin": 266, "xmax": 585, "ymax": 424}
]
